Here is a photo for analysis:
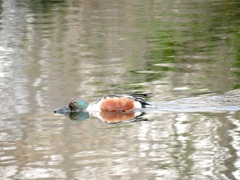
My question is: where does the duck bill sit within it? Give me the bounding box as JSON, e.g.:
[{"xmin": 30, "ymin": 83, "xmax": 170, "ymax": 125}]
[
  {"xmin": 54, "ymin": 106, "xmax": 89, "ymax": 121},
  {"xmin": 54, "ymin": 105, "xmax": 71, "ymax": 114}
]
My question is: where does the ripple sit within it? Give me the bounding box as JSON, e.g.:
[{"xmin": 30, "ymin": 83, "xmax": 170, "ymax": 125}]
[{"xmin": 15, "ymin": 167, "xmax": 66, "ymax": 179}]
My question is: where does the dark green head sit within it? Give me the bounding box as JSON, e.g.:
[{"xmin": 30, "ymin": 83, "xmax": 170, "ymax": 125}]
[{"xmin": 69, "ymin": 99, "xmax": 89, "ymax": 111}]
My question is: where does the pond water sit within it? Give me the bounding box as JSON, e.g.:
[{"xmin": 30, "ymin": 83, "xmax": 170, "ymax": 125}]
[{"xmin": 1, "ymin": 0, "xmax": 240, "ymax": 179}]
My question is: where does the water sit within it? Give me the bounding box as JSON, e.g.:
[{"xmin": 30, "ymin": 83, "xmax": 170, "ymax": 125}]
[{"xmin": 1, "ymin": 0, "xmax": 240, "ymax": 179}]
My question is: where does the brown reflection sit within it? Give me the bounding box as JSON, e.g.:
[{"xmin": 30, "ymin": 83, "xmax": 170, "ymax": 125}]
[{"xmin": 97, "ymin": 111, "xmax": 147, "ymax": 124}]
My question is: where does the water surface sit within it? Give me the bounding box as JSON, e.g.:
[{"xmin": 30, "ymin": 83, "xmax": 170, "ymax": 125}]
[{"xmin": 1, "ymin": 0, "xmax": 240, "ymax": 179}]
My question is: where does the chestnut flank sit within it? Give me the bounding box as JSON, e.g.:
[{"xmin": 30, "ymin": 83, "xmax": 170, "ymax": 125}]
[{"xmin": 100, "ymin": 98, "xmax": 135, "ymax": 111}]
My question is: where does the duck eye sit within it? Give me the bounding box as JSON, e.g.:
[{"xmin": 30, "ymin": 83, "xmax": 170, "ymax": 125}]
[{"xmin": 69, "ymin": 101, "xmax": 76, "ymax": 111}]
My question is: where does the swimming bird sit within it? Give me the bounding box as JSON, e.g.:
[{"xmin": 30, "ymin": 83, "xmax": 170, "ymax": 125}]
[{"xmin": 54, "ymin": 93, "xmax": 151, "ymax": 113}]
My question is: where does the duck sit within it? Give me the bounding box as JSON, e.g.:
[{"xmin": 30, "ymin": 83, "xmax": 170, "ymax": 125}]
[{"xmin": 54, "ymin": 93, "xmax": 151, "ymax": 113}]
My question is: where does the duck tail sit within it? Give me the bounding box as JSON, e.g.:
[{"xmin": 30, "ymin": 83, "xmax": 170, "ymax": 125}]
[
  {"xmin": 130, "ymin": 93, "xmax": 153, "ymax": 108},
  {"xmin": 130, "ymin": 93, "xmax": 153, "ymax": 99}
]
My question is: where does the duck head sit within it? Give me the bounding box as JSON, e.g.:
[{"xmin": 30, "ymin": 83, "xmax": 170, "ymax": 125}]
[
  {"xmin": 54, "ymin": 99, "xmax": 89, "ymax": 113},
  {"xmin": 68, "ymin": 100, "xmax": 89, "ymax": 111}
]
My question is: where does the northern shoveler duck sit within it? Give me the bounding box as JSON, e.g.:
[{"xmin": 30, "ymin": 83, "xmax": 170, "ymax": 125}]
[{"xmin": 54, "ymin": 93, "xmax": 151, "ymax": 113}]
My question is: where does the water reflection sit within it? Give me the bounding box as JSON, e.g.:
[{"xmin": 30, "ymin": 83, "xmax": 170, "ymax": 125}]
[{"xmin": 58, "ymin": 111, "xmax": 147, "ymax": 124}]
